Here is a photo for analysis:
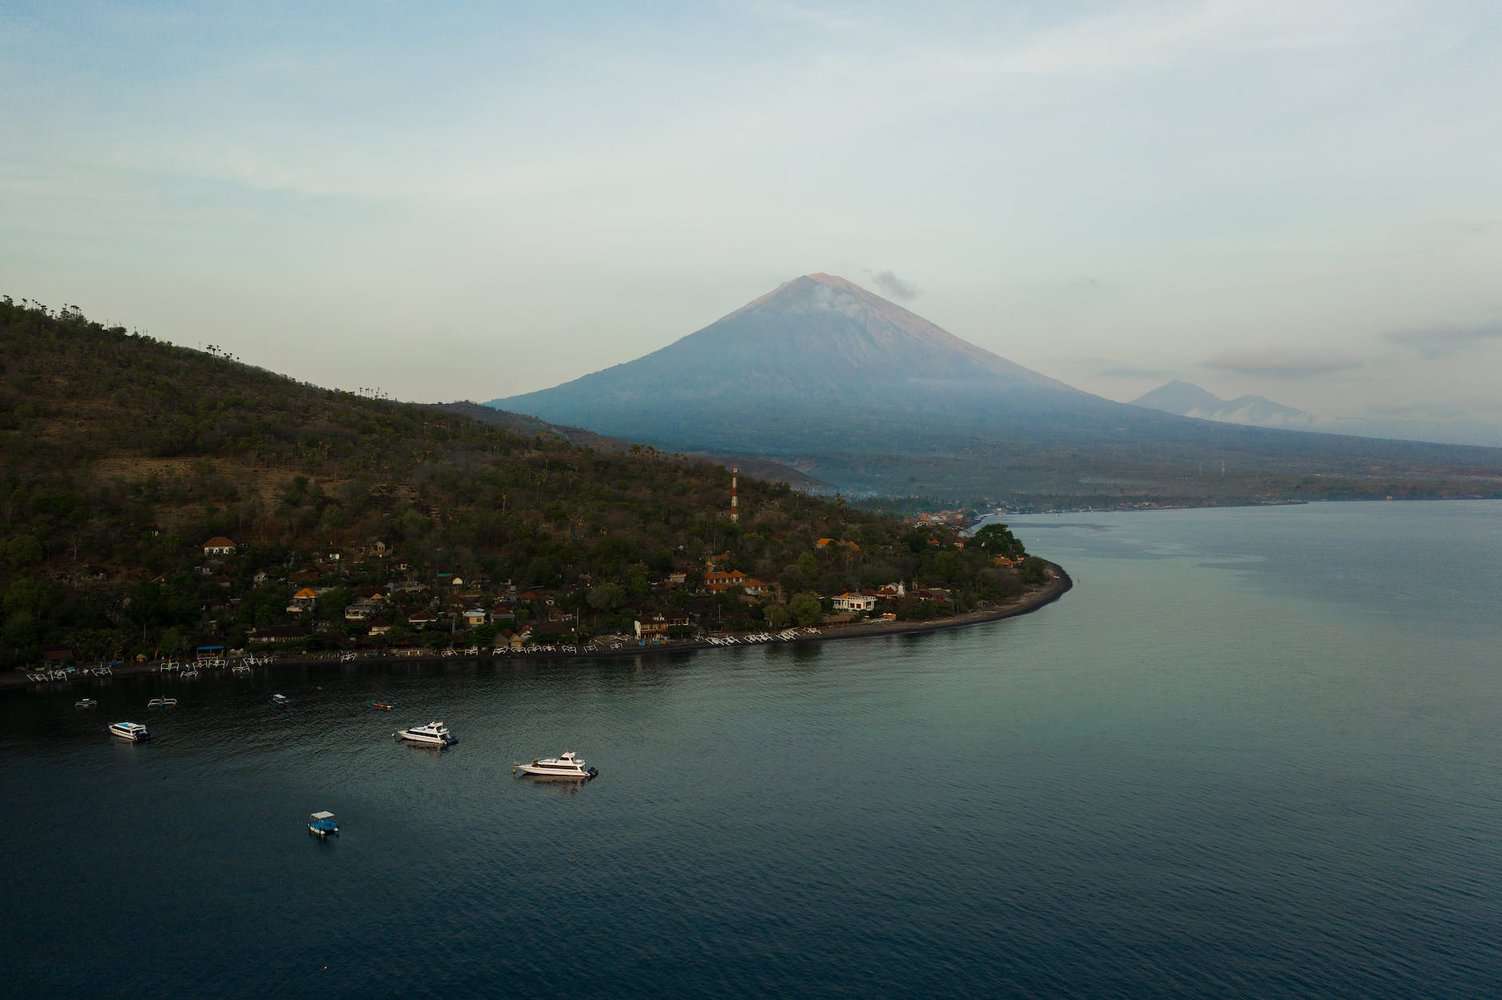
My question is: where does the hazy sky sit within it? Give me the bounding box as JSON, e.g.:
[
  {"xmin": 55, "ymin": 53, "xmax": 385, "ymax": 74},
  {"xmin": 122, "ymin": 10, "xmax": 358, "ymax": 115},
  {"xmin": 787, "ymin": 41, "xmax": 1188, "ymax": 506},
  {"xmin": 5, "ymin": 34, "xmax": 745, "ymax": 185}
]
[{"xmin": 3, "ymin": 1, "xmax": 1500, "ymax": 435}]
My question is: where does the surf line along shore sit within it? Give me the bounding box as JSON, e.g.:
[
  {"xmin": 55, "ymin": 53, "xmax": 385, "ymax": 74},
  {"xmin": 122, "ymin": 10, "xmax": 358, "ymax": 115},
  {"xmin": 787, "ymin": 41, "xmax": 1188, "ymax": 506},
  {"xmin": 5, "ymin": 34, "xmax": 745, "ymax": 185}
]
[{"xmin": 3, "ymin": 563, "xmax": 1072, "ymax": 690}]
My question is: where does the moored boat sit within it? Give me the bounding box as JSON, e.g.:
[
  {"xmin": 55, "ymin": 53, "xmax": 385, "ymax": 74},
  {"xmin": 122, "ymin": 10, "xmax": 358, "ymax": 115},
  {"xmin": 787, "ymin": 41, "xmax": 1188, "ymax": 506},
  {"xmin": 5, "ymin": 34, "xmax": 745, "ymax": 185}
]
[
  {"xmin": 147, "ymin": 697, "xmax": 177, "ymax": 708},
  {"xmin": 307, "ymin": 810, "xmax": 339, "ymax": 837},
  {"xmin": 395, "ymin": 721, "xmax": 456, "ymax": 747},
  {"xmin": 75, "ymin": 698, "xmax": 98, "ymax": 709},
  {"xmin": 372, "ymin": 701, "xmax": 394, "ymax": 712},
  {"xmin": 513, "ymin": 751, "xmax": 597, "ymax": 779},
  {"xmin": 271, "ymin": 693, "xmax": 289, "ymax": 705},
  {"xmin": 109, "ymin": 721, "xmax": 150, "ymax": 742}
]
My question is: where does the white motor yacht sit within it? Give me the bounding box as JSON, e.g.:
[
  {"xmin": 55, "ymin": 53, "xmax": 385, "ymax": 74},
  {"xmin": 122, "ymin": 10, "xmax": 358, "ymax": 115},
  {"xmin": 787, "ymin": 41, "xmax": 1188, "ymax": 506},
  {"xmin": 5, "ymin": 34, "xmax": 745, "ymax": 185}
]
[
  {"xmin": 109, "ymin": 721, "xmax": 150, "ymax": 742},
  {"xmin": 395, "ymin": 721, "xmax": 457, "ymax": 747},
  {"xmin": 514, "ymin": 751, "xmax": 597, "ymax": 779}
]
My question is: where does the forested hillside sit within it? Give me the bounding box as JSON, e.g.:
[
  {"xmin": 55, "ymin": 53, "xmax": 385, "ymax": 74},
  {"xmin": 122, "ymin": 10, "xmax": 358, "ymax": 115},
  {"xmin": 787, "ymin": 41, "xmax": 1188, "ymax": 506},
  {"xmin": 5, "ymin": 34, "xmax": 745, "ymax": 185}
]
[{"xmin": 0, "ymin": 298, "xmax": 1041, "ymax": 667}]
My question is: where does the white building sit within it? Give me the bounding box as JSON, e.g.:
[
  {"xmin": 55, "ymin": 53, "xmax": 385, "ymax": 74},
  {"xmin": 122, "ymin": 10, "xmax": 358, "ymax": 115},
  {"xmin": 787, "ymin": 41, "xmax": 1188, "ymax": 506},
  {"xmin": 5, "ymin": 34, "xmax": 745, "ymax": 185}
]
[{"xmin": 831, "ymin": 592, "xmax": 877, "ymax": 613}]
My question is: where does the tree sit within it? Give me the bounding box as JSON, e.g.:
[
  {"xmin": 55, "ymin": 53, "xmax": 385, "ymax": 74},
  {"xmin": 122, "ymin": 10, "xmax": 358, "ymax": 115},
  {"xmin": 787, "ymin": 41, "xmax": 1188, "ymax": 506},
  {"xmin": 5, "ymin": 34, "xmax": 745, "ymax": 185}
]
[
  {"xmin": 971, "ymin": 523, "xmax": 1026, "ymax": 559},
  {"xmin": 788, "ymin": 592, "xmax": 822, "ymax": 626},
  {"xmin": 765, "ymin": 603, "xmax": 790, "ymax": 629},
  {"xmin": 159, "ymin": 626, "xmax": 188, "ymax": 656},
  {"xmin": 587, "ymin": 582, "xmax": 625, "ymax": 612},
  {"xmin": 1020, "ymin": 556, "xmax": 1048, "ymax": 586}
]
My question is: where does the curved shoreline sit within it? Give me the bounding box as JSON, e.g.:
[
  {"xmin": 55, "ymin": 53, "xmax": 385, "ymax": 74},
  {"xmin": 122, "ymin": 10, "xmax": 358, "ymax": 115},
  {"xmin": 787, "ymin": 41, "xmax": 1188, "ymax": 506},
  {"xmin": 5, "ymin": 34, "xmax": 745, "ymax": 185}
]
[{"xmin": 3, "ymin": 562, "xmax": 1072, "ymax": 691}]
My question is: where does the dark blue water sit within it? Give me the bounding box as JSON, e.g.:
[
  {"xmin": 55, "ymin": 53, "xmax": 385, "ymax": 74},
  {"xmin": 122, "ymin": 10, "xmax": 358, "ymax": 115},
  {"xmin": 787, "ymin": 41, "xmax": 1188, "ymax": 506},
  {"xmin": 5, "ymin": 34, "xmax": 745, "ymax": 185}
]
[{"xmin": 4, "ymin": 501, "xmax": 1502, "ymax": 997}]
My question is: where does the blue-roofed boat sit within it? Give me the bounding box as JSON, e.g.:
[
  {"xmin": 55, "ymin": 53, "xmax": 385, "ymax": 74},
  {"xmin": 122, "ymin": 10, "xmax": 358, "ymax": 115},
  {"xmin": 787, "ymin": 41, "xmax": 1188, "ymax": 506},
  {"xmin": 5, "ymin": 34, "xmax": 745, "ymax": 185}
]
[
  {"xmin": 109, "ymin": 721, "xmax": 149, "ymax": 742},
  {"xmin": 307, "ymin": 811, "xmax": 339, "ymax": 837}
]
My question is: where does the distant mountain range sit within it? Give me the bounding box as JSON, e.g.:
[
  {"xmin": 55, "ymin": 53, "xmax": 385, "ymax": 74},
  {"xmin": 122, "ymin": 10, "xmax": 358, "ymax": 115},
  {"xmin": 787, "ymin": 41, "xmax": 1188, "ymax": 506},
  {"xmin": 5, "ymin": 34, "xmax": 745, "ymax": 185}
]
[
  {"xmin": 1131, "ymin": 381, "xmax": 1315, "ymax": 429},
  {"xmin": 1130, "ymin": 380, "xmax": 1502, "ymax": 449},
  {"xmin": 493, "ymin": 274, "xmax": 1502, "ymax": 504}
]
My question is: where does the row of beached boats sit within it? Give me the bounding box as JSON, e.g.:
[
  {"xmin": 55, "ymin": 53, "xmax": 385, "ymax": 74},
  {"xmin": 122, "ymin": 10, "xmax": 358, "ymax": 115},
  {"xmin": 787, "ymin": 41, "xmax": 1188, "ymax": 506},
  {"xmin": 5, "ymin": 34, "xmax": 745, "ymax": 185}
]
[{"xmin": 27, "ymin": 665, "xmax": 114, "ymax": 683}]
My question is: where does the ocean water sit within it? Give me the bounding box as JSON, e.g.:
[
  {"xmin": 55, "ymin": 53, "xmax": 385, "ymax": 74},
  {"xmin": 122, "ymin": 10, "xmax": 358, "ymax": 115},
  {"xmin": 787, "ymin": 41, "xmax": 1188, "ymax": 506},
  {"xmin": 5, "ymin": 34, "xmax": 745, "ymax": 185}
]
[{"xmin": 3, "ymin": 500, "xmax": 1501, "ymax": 998}]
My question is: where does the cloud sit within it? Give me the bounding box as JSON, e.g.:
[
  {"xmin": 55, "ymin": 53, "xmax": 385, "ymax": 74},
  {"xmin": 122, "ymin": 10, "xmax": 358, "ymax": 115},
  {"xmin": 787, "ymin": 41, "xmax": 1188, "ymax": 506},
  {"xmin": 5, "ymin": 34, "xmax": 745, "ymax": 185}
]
[
  {"xmin": 1203, "ymin": 351, "xmax": 1361, "ymax": 378},
  {"xmin": 868, "ymin": 269, "xmax": 919, "ymax": 301},
  {"xmin": 1385, "ymin": 323, "xmax": 1502, "ymax": 359}
]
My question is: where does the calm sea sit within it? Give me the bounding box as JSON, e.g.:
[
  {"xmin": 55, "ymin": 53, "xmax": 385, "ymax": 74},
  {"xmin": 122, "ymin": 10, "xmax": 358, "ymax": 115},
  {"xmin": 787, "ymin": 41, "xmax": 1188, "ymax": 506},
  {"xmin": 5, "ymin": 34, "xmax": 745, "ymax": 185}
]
[{"xmin": 4, "ymin": 501, "xmax": 1501, "ymax": 998}]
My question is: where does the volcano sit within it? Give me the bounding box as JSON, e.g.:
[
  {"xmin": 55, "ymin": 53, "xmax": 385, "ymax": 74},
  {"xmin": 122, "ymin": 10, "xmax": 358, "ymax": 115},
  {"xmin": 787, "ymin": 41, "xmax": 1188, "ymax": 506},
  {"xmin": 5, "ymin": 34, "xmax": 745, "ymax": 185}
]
[{"xmin": 493, "ymin": 274, "xmax": 1502, "ymax": 502}]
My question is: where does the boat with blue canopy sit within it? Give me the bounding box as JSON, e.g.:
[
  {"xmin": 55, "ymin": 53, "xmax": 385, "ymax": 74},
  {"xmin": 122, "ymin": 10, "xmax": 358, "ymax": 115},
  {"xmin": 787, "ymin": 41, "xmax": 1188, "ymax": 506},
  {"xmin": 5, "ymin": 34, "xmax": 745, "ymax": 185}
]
[{"xmin": 307, "ymin": 811, "xmax": 338, "ymax": 837}]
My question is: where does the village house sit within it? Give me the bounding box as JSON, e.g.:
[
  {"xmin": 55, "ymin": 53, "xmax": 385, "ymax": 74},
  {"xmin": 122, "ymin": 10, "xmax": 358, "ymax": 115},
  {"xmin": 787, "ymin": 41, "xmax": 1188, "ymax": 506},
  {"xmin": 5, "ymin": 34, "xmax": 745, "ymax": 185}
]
[
  {"xmin": 345, "ymin": 593, "xmax": 387, "ymax": 622},
  {"xmin": 202, "ymin": 536, "xmax": 236, "ymax": 557},
  {"xmin": 831, "ymin": 592, "xmax": 878, "ymax": 613},
  {"xmin": 534, "ymin": 619, "xmax": 577, "ymax": 640},
  {"xmin": 634, "ymin": 615, "xmax": 691, "ymax": 640},
  {"xmin": 705, "ymin": 569, "xmax": 748, "ymax": 592},
  {"xmin": 462, "ymin": 608, "xmax": 489, "ymax": 628},
  {"xmin": 287, "ymin": 587, "xmax": 319, "ymax": 614},
  {"xmin": 249, "ymin": 625, "xmax": 308, "ymax": 646},
  {"xmin": 876, "ymin": 581, "xmax": 907, "ymax": 599},
  {"xmin": 742, "ymin": 577, "xmax": 771, "ymax": 597}
]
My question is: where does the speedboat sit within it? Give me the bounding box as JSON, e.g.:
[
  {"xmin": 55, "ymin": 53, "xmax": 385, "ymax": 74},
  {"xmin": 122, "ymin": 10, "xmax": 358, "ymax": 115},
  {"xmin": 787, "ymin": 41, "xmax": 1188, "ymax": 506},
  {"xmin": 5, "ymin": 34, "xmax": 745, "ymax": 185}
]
[
  {"xmin": 75, "ymin": 698, "xmax": 98, "ymax": 710},
  {"xmin": 147, "ymin": 697, "xmax": 177, "ymax": 708},
  {"xmin": 395, "ymin": 721, "xmax": 456, "ymax": 747},
  {"xmin": 513, "ymin": 751, "xmax": 598, "ymax": 779},
  {"xmin": 307, "ymin": 811, "xmax": 339, "ymax": 837},
  {"xmin": 109, "ymin": 721, "xmax": 150, "ymax": 742},
  {"xmin": 271, "ymin": 694, "xmax": 289, "ymax": 705}
]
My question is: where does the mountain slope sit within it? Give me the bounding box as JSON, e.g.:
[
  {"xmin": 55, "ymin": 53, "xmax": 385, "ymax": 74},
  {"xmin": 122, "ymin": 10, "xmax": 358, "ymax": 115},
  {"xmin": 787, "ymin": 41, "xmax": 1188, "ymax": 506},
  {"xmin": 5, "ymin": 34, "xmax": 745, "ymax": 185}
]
[
  {"xmin": 0, "ymin": 298, "xmax": 967, "ymax": 667},
  {"xmin": 494, "ymin": 275, "xmax": 1502, "ymax": 503},
  {"xmin": 431, "ymin": 401, "xmax": 826, "ymax": 489},
  {"xmin": 498, "ymin": 273, "xmax": 1124, "ymax": 452},
  {"xmin": 1133, "ymin": 380, "xmax": 1314, "ymax": 429}
]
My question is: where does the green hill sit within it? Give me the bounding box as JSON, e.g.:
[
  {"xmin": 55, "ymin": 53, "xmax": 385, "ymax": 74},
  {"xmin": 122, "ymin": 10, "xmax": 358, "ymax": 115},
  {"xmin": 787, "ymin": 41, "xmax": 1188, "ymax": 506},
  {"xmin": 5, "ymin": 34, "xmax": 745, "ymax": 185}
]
[{"xmin": 0, "ymin": 298, "xmax": 1042, "ymax": 668}]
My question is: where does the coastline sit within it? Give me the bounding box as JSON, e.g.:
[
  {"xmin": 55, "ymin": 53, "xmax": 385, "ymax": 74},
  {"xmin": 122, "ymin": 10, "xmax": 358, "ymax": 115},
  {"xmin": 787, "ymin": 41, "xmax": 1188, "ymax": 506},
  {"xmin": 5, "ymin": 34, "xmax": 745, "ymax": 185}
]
[{"xmin": 3, "ymin": 562, "xmax": 1072, "ymax": 692}]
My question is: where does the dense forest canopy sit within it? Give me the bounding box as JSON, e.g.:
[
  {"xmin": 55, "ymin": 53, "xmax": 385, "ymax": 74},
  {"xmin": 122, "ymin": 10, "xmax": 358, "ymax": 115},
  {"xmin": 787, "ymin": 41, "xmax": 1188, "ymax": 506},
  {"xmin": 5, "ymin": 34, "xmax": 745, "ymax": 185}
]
[{"xmin": 0, "ymin": 298, "xmax": 1043, "ymax": 667}]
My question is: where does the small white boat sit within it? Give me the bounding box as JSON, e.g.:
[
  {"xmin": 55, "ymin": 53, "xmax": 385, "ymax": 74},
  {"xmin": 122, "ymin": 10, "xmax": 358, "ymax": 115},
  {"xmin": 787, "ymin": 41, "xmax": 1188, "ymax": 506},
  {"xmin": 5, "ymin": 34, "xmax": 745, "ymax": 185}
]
[
  {"xmin": 109, "ymin": 721, "xmax": 150, "ymax": 742},
  {"xmin": 147, "ymin": 697, "xmax": 178, "ymax": 708},
  {"xmin": 76, "ymin": 698, "xmax": 98, "ymax": 709},
  {"xmin": 395, "ymin": 721, "xmax": 456, "ymax": 747},
  {"xmin": 308, "ymin": 810, "xmax": 339, "ymax": 837},
  {"xmin": 271, "ymin": 694, "xmax": 290, "ymax": 705},
  {"xmin": 513, "ymin": 751, "xmax": 597, "ymax": 779}
]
